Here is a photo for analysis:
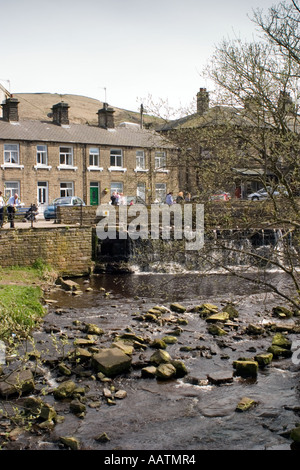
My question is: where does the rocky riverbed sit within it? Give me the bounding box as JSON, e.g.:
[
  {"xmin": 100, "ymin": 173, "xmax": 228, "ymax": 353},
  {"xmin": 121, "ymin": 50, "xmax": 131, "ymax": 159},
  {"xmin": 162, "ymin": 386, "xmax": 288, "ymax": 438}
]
[{"xmin": 0, "ymin": 272, "xmax": 300, "ymax": 450}]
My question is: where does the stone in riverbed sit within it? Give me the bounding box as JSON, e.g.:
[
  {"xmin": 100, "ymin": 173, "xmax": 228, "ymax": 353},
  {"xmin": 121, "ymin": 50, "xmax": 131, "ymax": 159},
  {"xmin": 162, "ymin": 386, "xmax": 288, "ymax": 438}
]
[
  {"xmin": 290, "ymin": 426, "xmax": 300, "ymax": 443},
  {"xmin": 206, "ymin": 312, "xmax": 230, "ymax": 323},
  {"xmin": 150, "ymin": 349, "xmax": 172, "ymax": 365},
  {"xmin": 170, "ymin": 303, "xmax": 186, "ymax": 313},
  {"xmin": 271, "ymin": 333, "xmax": 292, "ymax": 350},
  {"xmin": 60, "ymin": 436, "xmax": 81, "ymax": 450},
  {"xmin": 53, "ymin": 380, "xmax": 77, "ymax": 399},
  {"xmin": 233, "ymin": 360, "xmax": 258, "ymax": 378},
  {"xmin": 207, "ymin": 371, "xmax": 233, "ymax": 385},
  {"xmin": 235, "ymin": 397, "xmax": 257, "ymax": 412},
  {"xmin": 141, "ymin": 366, "xmax": 157, "ymax": 378},
  {"xmin": 56, "ymin": 278, "xmax": 80, "ymax": 292},
  {"xmin": 0, "ymin": 369, "xmax": 35, "ymax": 397},
  {"xmin": 207, "ymin": 324, "xmax": 227, "ymax": 336},
  {"xmin": 267, "ymin": 345, "xmax": 292, "ymax": 358},
  {"xmin": 254, "ymin": 352, "xmax": 273, "ymax": 368},
  {"xmin": 155, "ymin": 363, "xmax": 177, "ymax": 380},
  {"xmin": 92, "ymin": 348, "xmax": 132, "ymax": 377}
]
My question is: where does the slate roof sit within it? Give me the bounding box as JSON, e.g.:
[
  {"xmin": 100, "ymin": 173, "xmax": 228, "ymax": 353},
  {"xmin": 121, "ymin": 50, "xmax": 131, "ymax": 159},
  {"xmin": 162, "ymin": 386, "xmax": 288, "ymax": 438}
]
[{"xmin": 0, "ymin": 118, "xmax": 174, "ymax": 149}]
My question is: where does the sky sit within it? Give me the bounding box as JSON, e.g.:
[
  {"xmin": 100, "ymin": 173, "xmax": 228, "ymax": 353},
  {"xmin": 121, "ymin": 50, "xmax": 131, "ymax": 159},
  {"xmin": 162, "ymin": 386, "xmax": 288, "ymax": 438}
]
[{"xmin": 1, "ymin": 0, "xmax": 278, "ymax": 113}]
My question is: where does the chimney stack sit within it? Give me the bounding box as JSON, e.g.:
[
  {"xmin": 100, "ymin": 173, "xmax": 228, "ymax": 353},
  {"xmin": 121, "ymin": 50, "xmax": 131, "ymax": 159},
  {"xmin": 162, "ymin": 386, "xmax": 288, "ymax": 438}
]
[
  {"xmin": 52, "ymin": 101, "xmax": 70, "ymax": 126},
  {"xmin": 197, "ymin": 88, "xmax": 209, "ymax": 115},
  {"xmin": 2, "ymin": 97, "xmax": 19, "ymax": 122},
  {"xmin": 97, "ymin": 103, "xmax": 115, "ymax": 129}
]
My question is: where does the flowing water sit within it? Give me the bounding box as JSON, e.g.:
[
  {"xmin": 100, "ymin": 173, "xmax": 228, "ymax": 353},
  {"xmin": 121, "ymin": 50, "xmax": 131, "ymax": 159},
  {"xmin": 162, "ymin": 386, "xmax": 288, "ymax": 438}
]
[{"xmin": 22, "ymin": 270, "xmax": 300, "ymax": 451}]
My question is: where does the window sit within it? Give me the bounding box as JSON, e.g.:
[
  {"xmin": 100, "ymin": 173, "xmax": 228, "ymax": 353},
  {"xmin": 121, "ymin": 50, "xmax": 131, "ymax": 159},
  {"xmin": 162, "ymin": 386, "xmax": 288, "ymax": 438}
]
[
  {"xmin": 4, "ymin": 144, "xmax": 19, "ymax": 164},
  {"xmin": 110, "ymin": 182, "xmax": 123, "ymax": 195},
  {"xmin": 89, "ymin": 148, "xmax": 99, "ymax": 167},
  {"xmin": 155, "ymin": 183, "xmax": 166, "ymax": 203},
  {"xmin": 60, "ymin": 182, "xmax": 74, "ymax": 197},
  {"xmin": 137, "ymin": 182, "xmax": 146, "ymax": 201},
  {"xmin": 4, "ymin": 181, "xmax": 20, "ymax": 199},
  {"xmin": 155, "ymin": 151, "xmax": 166, "ymax": 169},
  {"xmin": 59, "ymin": 146, "xmax": 73, "ymax": 166},
  {"xmin": 37, "ymin": 145, "xmax": 48, "ymax": 165},
  {"xmin": 110, "ymin": 149, "xmax": 123, "ymax": 167},
  {"xmin": 136, "ymin": 150, "xmax": 145, "ymax": 170}
]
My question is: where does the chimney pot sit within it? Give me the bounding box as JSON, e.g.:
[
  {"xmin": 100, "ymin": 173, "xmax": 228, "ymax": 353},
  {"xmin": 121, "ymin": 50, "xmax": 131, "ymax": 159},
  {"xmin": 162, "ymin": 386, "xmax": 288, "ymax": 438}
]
[
  {"xmin": 197, "ymin": 88, "xmax": 209, "ymax": 115},
  {"xmin": 52, "ymin": 101, "xmax": 70, "ymax": 125},
  {"xmin": 97, "ymin": 103, "xmax": 115, "ymax": 129}
]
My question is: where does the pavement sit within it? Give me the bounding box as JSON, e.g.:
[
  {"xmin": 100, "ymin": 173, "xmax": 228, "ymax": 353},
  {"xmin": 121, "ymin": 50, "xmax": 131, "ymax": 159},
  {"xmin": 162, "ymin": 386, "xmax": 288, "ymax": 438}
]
[{"xmin": 1, "ymin": 217, "xmax": 71, "ymax": 230}]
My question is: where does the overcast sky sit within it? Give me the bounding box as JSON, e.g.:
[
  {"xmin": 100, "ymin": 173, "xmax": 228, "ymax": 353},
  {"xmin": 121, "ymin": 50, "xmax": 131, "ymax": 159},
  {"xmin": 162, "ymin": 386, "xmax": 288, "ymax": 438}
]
[{"xmin": 1, "ymin": 0, "xmax": 277, "ymax": 113}]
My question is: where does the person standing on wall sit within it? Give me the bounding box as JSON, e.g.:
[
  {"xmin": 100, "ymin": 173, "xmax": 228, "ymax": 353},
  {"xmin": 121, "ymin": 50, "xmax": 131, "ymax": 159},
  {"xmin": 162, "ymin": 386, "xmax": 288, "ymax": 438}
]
[
  {"xmin": 0, "ymin": 191, "xmax": 4, "ymax": 228},
  {"xmin": 7, "ymin": 193, "xmax": 21, "ymax": 228}
]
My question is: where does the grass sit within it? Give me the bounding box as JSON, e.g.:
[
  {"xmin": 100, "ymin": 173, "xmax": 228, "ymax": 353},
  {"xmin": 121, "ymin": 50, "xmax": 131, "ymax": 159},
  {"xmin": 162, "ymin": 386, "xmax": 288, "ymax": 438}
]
[{"xmin": 0, "ymin": 260, "xmax": 56, "ymax": 341}]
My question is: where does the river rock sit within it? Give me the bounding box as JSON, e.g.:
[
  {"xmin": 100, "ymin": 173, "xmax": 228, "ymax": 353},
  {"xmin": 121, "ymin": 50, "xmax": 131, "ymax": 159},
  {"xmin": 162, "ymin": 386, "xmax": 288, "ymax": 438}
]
[
  {"xmin": 53, "ymin": 380, "xmax": 77, "ymax": 399},
  {"xmin": 254, "ymin": 353, "xmax": 273, "ymax": 368},
  {"xmin": 290, "ymin": 426, "xmax": 300, "ymax": 443},
  {"xmin": 95, "ymin": 432, "xmax": 110, "ymax": 443},
  {"xmin": 222, "ymin": 303, "xmax": 239, "ymax": 319},
  {"xmin": 206, "ymin": 312, "xmax": 230, "ymax": 323},
  {"xmin": 267, "ymin": 345, "xmax": 292, "ymax": 358},
  {"xmin": 141, "ymin": 366, "xmax": 157, "ymax": 378},
  {"xmin": 196, "ymin": 303, "xmax": 219, "ymax": 317},
  {"xmin": 0, "ymin": 368, "xmax": 35, "ymax": 397},
  {"xmin": 155, "ymin": 363, "xmax": 177, "ymax": 380},
  {"xmin": 60, "ymin": 436, "xmax": 81, "ymax": 450},
  {"xmin": 23, "ymin": 396, "xmax": 57, "ymax": 422},
  {"xmin": 85, "ymin": 323, "xmax": 104, "ymax": 336},
  {"xmin": 150, "ymin": 349, "xmax": 172, "ymax": 365},
  {"xmin": 207, "ymin": 371, "xmax": 233, "ymax": 385},
  {"xmin": 170, "ymin": 303, "xmax": 186, "ymax": 313},
  {"xmin": 70, "ymin": 398, "xmax": 86, "ymax": 416},
  {"xmin": 150, "ymin": 338, "xmax": 167, "ymax": 349},
  {"xmin": 233, "ymin": 360, "xmax": 258, "ymax": 378},
  {"xmin": 111, "ymin": 340, "xmax": 134, "ymax": 356},
  {"xmin": 271, "ymin": 333, "xmax": 292, "ymax": 350},
  {"xmin": 56, "ymin": 278, "xmax": 80, "ymax": 292},
  {"xmin": 246, "ymin": 324, "xmax": 265, "ymax": 335},
  {"xmin": 171, "ymin": 360, "xmax": 188, "ymax": 377},
  {"xmin": 235, "ymin": 397, "xmax": 257, "ymax": 412},
  {"xmin": 162, "ymin": 335, "xmax": 178, "ymax": 344},
  {"xmin": 92, "ymin": 348, "xmax": 132, "ymax": 377},
  {"xmin": 207, "ymin": 324, "xmax": 227, "ymax": 336},
  {"xmin": 272, "ymin": 306, "xmax": 294, "ymax": 318}
]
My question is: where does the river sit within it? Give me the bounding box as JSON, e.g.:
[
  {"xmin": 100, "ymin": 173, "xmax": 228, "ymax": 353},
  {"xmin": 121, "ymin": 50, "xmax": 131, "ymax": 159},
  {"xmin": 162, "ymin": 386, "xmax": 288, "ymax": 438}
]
[{"xmin": 15, "ymin": 269, "xmax": 297, "ymax": 451}]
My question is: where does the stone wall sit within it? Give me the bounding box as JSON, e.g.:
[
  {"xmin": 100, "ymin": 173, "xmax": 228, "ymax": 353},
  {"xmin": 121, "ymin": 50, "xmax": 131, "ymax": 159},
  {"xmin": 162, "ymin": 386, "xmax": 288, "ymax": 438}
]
[{"xmin": 0, "ymin": 226, "xmax": 94, "ymax": 276}]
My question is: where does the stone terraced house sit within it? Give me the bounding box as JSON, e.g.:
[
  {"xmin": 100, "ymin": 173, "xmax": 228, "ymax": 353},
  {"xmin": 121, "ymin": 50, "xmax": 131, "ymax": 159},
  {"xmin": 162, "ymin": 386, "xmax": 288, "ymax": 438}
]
[{"xmin": 0, "ymin": 97, "xmax": 178, "ymax": 207}]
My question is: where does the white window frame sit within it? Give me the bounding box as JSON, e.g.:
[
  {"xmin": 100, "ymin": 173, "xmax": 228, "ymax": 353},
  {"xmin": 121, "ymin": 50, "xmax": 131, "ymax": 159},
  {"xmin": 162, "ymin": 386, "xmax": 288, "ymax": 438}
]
[
  {"xmin": 4, "ymin": 181, "xmax": 20, "ymax": 199},
  {"xmin": 2, "ymin": 144, "xmax": 24, "ymax": 169},
  {"xmin": 155, "ymin": 183, "xmax": 167, "ymax": 203},
  {"xmin": 154, "ymin": 151, "xmax": 169, "ymax": 173},
  {"xmin": 109, "ymin": 149, "xmax": 127, "ymax": 172},
  {"xmin": 60, "ymin": 182, "xmax": 74, "ymax": 197},
  {"xmin": 110, "ymin": 182, "xmax": 123, "ymax": 195},
  {"xmin": 87, "ymin": 147, "xmax": 103, "ymax": 172},
  {"xmin": 34, "ymin": 145, "xmax": 52, "ymax": 170},
  {"xmin": 57, "ymin": 146, "xmax": 77, "ymax": 171},
  {"xmin": 137, "ymin": 182, "xmax": 146, "ymax": 201},
  {"xmin": 135, "ymin": 150, "xmax": 148, "ymax": 173}
]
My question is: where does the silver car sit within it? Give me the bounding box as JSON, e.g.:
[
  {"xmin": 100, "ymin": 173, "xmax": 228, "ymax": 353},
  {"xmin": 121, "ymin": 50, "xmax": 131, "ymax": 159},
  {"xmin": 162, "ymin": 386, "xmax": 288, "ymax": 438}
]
[{"xmin": 247, "ymin": 186, "xmax": 287, "ymax": 201}]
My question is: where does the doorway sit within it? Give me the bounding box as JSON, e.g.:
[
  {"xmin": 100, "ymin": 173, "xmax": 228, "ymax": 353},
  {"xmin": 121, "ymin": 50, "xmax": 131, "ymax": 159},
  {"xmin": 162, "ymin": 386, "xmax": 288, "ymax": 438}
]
[{"xmin": 90, "ymin": 182, "xmax": 100, "ymax": 206}]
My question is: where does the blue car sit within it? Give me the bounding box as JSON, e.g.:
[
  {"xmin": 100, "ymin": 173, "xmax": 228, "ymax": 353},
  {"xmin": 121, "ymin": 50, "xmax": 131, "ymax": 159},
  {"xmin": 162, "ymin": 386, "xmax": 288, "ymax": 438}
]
[{"xmin": 44, "ymin": 196, "xmax": 85, "ymax": 220}]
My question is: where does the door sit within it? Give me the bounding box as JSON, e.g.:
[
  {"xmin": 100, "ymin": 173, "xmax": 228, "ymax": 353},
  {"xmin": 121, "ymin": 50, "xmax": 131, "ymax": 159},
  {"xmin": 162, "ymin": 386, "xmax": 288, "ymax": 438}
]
[
  {"xmin": 37, "ymin": 182, "xmax": 48, "ymax": 205},
  {"xmin": 90, "ymin": 182, "xmax": 99, "ymax": 206}
]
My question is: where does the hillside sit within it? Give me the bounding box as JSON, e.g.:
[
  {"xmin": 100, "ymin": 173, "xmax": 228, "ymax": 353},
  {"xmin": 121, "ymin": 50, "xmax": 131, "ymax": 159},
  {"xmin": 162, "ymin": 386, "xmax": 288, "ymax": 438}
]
[{"xmin": 13, "ymin": 93, "xmax": 161, "ymax": 128}]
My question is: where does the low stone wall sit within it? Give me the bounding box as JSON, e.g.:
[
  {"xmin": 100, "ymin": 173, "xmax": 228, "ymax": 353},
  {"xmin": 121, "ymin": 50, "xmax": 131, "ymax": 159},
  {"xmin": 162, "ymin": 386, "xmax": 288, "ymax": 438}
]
[
  {"xmin": 0, "ymin": 226, "xmax": 94, "ymax": 276},
  {"xmin": 57, "ymin": 206, "xmax": 98, "ymax": 225}
]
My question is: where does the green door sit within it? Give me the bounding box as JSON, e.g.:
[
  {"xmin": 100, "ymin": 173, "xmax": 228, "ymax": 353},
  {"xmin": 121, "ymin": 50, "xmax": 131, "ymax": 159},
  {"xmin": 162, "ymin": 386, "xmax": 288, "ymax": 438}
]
[{"xmin": 90, "ymin": 183, "xmax": 99, "ymax": 206}]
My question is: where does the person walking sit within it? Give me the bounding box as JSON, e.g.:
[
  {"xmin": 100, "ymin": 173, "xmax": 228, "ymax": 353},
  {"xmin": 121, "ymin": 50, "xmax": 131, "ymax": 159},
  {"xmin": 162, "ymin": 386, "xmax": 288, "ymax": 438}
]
[
  {"xmin": 0, "ymin": 191, "xmax": 4, "ymax": 228},
  {"xmin": 166, "ymin": 192, "xmax": 174, "ymax": 205},
  {"xmin": 7, "ymin": 193, "xmax": 20, "ymax": 228}
]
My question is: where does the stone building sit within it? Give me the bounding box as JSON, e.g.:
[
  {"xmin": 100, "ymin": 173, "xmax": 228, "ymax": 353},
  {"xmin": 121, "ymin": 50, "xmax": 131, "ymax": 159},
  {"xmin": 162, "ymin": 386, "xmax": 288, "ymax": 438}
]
[{"xmin": 0, "ymin": 97, "xmax": 178, "ymax": 207}]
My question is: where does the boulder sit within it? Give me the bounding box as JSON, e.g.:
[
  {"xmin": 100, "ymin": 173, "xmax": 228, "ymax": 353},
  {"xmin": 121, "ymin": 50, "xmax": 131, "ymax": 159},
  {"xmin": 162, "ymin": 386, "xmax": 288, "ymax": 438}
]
[
  {"xmin": 222, "ymin": 304, "xmax": 239, "ymax": 319},
  {"xmin": 267, "ymin": 345, "xmax": 292, "ymax": 358},
  {"xmin": 111, "ymin": 341, "xmax": 134, "ymax": 356},
  {"xmin": 155, "ymin": 363, "xmax": 177, "ymax": 380},
  {"xmin": 246, "ymin": 324, "xmax": 265, "ymax": 335},
  {"xmin": 0, "ymin": 369, "xmax": 35, "ymax": 397},
  {"xmin": 150, "ymin": 338, "xmax": 167, "ymax": 349},
  {"xmin": 70, "ymin": 398, "xmax": 86, "ymax": 416},
  {"xmin": 162, "ymin": 335, "xmax": 178, "ymax": 344},
  {"xmin": 207, "ymin": 324, "xmax": 227, "ymax": 336},
  {"xmin": 290, "ymin": 426, "xmax": 300, "ymax": 443},
  {"xmin": 271, "ymin": 333, "xmax": 292, "ymax": 350},
  {"xmin": 85, "ymin": 323, "xmax": 104, "ymax": 336},
  {"xmin": 92, "ymin": 348, "xmax": 132, "ymax": 377},
  {"xmin": 233, "ymin": 360, "xmax": 258, "ymax": 378},
  {"xmin": 272, "ymin": 306, "xmax": 294, "ymax": 318},
  {"xmin": 171, "ymin": 360, "xmax": 188, "ymax": 378}
]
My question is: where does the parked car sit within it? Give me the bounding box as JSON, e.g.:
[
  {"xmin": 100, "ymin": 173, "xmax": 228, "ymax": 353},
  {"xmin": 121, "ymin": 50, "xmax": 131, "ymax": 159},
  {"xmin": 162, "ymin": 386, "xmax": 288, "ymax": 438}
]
[
  {"xmin": 44, "ymin": 196, "xmax": 85, "ymax": 220},
  {"xmin": 247, "ymin": 186, "xmax": 287, "ymax": 201},
  {"xmin": 209, "ymin": 191, "xmax": 231, "ymax": 201}
]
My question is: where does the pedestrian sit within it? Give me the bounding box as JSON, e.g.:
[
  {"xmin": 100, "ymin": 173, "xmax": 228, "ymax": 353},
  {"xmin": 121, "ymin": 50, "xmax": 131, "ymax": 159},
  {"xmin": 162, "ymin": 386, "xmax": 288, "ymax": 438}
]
[
  {"xmin": 7, "ymin": 193, "xmax": 21, "ymax": 228},
  {"xmin": 176, "ymin": 191, "xmax": 184, "ymax": 204},
  {"xmin": 166, "ymin": 192, "xmax": 174, "ymax": 205},
  {"xmin": 0, "ymin": 191, "xmax": 4, "ymax": 228},
  {"xmin": 118, "ymin": 193, "xmax": 126, "ymax": 205},
  {"xmin": 111, "ymin": 191, "xmax": 117, "ymax": 205}
]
